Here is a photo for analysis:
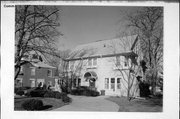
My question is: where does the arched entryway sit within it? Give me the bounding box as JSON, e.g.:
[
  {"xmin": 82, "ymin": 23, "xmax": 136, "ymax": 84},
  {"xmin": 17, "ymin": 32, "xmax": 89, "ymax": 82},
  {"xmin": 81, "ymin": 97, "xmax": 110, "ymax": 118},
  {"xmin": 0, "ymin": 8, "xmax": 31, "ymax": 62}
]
[{"xmin": 84, "ymin": 71, "xmax": 97, "ymax": 89}]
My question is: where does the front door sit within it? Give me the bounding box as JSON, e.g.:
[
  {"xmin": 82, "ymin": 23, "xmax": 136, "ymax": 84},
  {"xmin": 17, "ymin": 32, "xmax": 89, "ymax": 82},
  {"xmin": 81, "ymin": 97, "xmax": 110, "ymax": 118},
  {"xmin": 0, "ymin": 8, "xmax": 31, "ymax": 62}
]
[{"xmin": 89, "ymin": 78, "xmax": 96, "ymax": 89}]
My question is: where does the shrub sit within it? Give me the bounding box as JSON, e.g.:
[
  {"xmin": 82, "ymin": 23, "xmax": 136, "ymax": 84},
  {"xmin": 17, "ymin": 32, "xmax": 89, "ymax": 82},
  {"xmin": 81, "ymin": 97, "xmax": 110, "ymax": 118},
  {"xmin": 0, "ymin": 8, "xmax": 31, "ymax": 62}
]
[
  {"xmin": 22, "ymin": 99, "xmax": 43, "ymax": 111},
  {"xmin": 54, "ymin": 92, "xmax": 62, "ymax": 99},
  {"xmin": 43, "ymin": 91, "xmax": 68, "ymax": 99},
  {"xmin": 16, "ymin": 90, "xmax": 24, "ymax": 96},
  {"xmin": 44, "ymin": 91, "xmax": 55, "ymax": 98},
  {"xmin": 71, "ymin": 88, "xmax": 100, "ymax": 97},
  {"xmin": 30, "ymin": 90, "xmax": 47, "ymax": 97},
  {"xmin": 62, "ymin": 96, "xmax": 71, "ymax": 103},
  {"xmin": 15, "ymin": 87, "xmax": 31, "ymax": 94}
]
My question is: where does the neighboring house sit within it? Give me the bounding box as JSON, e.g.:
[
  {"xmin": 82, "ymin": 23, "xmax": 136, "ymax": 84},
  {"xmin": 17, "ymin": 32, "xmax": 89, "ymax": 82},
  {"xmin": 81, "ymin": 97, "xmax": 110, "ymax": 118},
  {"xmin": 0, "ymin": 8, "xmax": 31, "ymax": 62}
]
[
  {"xmin": 15, "ymin": 53, "xmax": 56, "ymax": 88},
  {"xmin": 65, "ymin": 35, "xmax": 143, "ymax": 97}
]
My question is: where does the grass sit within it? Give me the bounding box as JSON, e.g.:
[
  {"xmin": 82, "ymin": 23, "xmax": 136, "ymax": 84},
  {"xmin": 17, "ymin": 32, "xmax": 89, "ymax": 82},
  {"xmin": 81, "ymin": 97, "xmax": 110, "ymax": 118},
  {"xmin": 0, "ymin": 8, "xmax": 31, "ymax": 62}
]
[
  {"xmin": 14, "ymin": 97, "xmax": 66, "ymax": 111},
  {"xmin": 106, "ymin": 96, "xmax": 162, "ymax": 112}
]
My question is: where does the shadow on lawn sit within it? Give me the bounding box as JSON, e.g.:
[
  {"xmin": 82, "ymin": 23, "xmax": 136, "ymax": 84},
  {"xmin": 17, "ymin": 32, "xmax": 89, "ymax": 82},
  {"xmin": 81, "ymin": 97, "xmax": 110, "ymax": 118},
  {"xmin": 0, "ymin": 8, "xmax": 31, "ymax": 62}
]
[
  {"xmin": 39, "ymin": 105, "xmax": 53, "ymax": 110},
  {"xmin": 106, "ymin": 96, "xmax": 163, "ymax": 112}
]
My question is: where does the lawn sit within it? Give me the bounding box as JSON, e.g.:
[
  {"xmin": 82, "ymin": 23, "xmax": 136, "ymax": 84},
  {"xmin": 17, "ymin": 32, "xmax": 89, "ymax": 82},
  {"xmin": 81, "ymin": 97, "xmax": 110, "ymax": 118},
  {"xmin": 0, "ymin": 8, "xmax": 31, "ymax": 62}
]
[
  {"xmin": 106, "ymin": 96, "xmax": 162, "ymax": 112},
  {"xmin": 14, "ymin": 97, "xmax": 66, "ymax": 111}
]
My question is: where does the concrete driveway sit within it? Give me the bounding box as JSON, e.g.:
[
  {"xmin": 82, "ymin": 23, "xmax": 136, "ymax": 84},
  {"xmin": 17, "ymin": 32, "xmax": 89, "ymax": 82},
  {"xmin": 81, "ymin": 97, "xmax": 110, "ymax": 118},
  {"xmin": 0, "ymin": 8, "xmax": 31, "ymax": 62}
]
[{"xmin": 53, "ymin": 95, "xmax": 119, "ymax": 112}]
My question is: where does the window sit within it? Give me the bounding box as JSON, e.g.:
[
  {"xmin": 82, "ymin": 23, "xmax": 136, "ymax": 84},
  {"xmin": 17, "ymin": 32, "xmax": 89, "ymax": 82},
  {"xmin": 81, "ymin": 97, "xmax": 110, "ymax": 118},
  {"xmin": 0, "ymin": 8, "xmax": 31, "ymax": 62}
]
[
  {"xmin": 93, "ymin": 58, "xmax": 97, "ymax": 66},
  {"xmin": 88, "ymin": 58, "xmax": 97, "ymax": 67},
  {"xmin": 47, "ymin": 69, "xmax": 52, "ymax": 77},
  {"xmin": 20, "ymin": 66, "xmax": 23, "ymax": 72},
  {"xmin": 111, "ymin": 78, "xmax": 115, "ymax": 90},
  {"xmin": 124, "ymin": 57, "xmax": 128, "ymax": 67},
  {"xmin": 69, "ymin": 61, "xmax": 75, "ymax": 70},
  {"xmin": 88, "ymin": 58, "xmax": 92, "ymax": 66},
  {"xmin": 105, "ymin": 78, "xmax": 109, "ymax": 89},
  {"xmin": 117, "ymin": 78, "xmax": 121, "ymax": 89},
  {"xmin": 116, "ymin": 56, "xmax": 120, "ymax": 66},
  {"xmin": 31, "ymin": 67, "xmax": 36, "ymax": 75}
]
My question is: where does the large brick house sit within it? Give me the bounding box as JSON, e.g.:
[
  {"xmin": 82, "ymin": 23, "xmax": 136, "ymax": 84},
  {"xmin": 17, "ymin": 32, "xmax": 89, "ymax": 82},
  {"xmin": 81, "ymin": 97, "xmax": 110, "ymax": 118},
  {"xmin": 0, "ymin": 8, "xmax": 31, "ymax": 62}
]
[
  {"xmin": 15, "ymin": 54, "xmax": 56, "ymax": 88},
  {"xmin": 65, "ymin": 35, "xmax": 143, "ymax": 97}
]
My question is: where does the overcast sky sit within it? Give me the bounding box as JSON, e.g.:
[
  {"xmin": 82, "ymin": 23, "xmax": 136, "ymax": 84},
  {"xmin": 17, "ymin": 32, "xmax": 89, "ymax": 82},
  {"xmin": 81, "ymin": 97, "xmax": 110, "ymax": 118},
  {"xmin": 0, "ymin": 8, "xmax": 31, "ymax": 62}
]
[{"xmin": 57, "ymin": 6, "xmax": 138, "ymax": 50}]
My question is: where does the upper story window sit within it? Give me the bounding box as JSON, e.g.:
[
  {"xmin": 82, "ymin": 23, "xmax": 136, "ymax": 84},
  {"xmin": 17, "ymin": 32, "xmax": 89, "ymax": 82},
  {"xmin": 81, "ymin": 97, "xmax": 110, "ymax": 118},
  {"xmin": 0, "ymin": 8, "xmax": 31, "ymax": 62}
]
[
  {"xmin": 31, "ymin": 67, "xmax": 36, "ymax": 76},
  {"xmin": 20, "ymin": 66, "xmax": 23, "ymax": 73},
  {"xmin": 88, "ymin": 58, "xmax": 92, "ymax": 66},
  {"xmin": 124, "ymin": 57, "xmax": 128, "ymax": 67},
  {"xmin": 47, "ymin": 69, "xmax": 53, "ymax": 77},
  {"xmin": 116, "ymin": 56, "xmax": 120, "ymax": 66},
  {"xmin": 88, "ymin": 58, "xmax": 97, "ymax": 67},
  {"xmin": 93, "ymin": 58, "xmax": 97, "ymax": 66},
  {"xmin": 68, "ymin": 61, "xmax": 75, "ymax": 70}
]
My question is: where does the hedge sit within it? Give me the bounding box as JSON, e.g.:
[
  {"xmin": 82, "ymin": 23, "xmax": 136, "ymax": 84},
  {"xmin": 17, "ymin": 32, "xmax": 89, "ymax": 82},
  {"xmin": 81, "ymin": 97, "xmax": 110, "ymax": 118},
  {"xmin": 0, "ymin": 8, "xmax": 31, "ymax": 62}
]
[
  {"xmin": 22, "ymin": 99, "xmax": 43, "ymax": 111},
  {"xmin": 71, "ymin": 86, "xmax": 100, "ymax": 97}
]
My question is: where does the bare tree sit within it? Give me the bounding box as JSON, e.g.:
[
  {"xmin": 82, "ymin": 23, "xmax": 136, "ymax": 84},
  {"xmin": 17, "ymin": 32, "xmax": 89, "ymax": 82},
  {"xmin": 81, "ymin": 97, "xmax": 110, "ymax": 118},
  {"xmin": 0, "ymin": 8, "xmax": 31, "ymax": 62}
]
[
  {"xmin": 110, "ymin": 35, "xmax": 141, "ymax": 101},
  {"xmin": 58, "ymin": 49, "xmax": 89, "ymax": 92},
  {"xmin": 15, "ymin": 5, "xmax": 62, "ymax": 80},
  {"xmin": 123, "ymin": 7, "xmax": 163, "ymax": 94}
]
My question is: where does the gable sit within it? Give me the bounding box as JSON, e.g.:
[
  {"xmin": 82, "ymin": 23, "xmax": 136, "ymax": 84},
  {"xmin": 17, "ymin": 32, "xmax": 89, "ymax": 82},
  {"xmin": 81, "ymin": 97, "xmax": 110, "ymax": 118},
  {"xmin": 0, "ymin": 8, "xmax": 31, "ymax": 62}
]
[{"xmin": 67, "ymin": 35, "xmax": 138, "ymax": 60}]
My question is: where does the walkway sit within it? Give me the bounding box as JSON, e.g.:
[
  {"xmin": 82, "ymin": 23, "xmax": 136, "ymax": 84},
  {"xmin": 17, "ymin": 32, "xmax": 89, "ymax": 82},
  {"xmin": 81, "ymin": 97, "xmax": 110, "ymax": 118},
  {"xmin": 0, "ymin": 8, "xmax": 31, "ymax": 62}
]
[{"xmin": 53, "ymin": 95, "xmax": 119, "ymax": 112}]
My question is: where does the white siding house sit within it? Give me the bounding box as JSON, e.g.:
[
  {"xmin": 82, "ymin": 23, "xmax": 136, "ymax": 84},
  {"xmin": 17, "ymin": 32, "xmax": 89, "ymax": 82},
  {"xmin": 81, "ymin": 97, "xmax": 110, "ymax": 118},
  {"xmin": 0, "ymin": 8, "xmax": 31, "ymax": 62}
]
[{"xmin": 65, "ymin": 35, "xmax": 142, "ymax": 97}]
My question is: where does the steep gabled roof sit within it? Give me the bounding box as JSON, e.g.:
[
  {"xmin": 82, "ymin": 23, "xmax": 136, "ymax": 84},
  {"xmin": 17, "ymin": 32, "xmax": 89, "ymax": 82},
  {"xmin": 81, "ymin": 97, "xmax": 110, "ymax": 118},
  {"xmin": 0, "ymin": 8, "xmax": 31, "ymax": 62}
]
[{"xmin": 67, "ymin": 35, "xmax": 138, "ymax": 60}]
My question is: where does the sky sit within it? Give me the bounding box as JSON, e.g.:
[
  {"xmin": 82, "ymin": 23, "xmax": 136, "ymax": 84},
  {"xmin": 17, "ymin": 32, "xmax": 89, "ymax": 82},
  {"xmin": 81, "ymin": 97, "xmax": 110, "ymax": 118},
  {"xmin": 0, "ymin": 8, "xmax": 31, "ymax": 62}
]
[{"xmin": 57, "ymin": 6, "xmax": 138, "ymax": 50}]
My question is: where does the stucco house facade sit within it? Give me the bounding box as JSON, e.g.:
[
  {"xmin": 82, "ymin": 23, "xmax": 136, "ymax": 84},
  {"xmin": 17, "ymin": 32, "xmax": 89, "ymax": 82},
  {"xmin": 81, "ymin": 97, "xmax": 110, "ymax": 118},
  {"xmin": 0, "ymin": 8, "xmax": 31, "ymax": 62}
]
[
  {"xmin": 15, "ymin": 54, "xmax": 56, "ymax": 88},
  {"xmin": 65, "ymin": 35, "xmax": 143, "ymax": 97}
]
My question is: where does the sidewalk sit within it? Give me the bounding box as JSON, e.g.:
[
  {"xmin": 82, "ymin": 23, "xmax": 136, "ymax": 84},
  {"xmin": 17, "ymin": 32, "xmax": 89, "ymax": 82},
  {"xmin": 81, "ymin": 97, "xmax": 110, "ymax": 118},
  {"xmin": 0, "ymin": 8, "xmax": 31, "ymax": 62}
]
[{"xmin": 53, "ymin": 95, "xmax": 119, "ymax": 112}]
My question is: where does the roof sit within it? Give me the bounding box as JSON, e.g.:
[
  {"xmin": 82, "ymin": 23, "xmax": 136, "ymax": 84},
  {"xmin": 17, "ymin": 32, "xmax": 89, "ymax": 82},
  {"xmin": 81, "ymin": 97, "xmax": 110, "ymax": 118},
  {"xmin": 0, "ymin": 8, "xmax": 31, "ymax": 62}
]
[
  {"xmin": 67, "ymin": 35, "xmax": 138, "ymax": 60},
  {"xmin": 30, "ymin": 61, "xmax": 56, "ymax": 69}
]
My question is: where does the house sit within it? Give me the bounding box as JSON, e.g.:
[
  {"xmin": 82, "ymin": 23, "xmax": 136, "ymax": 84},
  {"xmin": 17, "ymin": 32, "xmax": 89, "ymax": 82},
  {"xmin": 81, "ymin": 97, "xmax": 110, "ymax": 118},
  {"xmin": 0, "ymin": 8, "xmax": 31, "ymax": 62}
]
[
  {"xmin": 65, "ymin": 35, "xmax": 143, "ymax": 97},
  {"xmin": 15, "ymin": 53, "xmax": 56, "ymax": 88}
]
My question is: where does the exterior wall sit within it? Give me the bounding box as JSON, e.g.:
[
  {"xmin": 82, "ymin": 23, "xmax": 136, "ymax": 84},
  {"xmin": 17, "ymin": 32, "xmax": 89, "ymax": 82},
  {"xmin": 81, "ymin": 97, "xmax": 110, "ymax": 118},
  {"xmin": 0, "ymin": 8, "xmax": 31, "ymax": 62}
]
[
  {"xmin": 67, "ymin": 55, "xmax": 139, "ymax": 97},
  {"xmin": 17, "ymin": 63, "xmax": 56, "ymax": 88}
]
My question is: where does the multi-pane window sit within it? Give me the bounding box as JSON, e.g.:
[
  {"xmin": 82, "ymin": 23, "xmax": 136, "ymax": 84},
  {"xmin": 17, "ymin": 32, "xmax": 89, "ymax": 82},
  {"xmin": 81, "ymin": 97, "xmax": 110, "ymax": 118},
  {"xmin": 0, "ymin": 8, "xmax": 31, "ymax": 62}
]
[
  {"xmin": 111, "ymin": 78, "xmax": 115, "ymax": 90},
  {"xmin": 88, "ymin": 58, "xmax": 97, "ymax": 66},
  {"xmin": 116, "ymin": 56, "xmax": 120, "ymax": 66},
  {"xmin": 88, "ymin": 58, "xmax": 92, "ymax": 66},
  {"xmin": 31, "ymin": 67, "xmax": 36, "ymax": 76},
  {"xmin": 124, "ymin": 57, "xmax": 128, "ymax": 67},
  {"xmin": 93, "ymin": 58, "xmax": 97, "ymax": 66},
  {"xmin": 117, "ymin": 78, "xmax": 121, "ymax": 89},
  {"xmin": 105, "ymin": 78, "xmax": 109, "ymax": 89},
  {"xmin": 47, "ymin": 69, "xmax": 52, "ymax": 77}
]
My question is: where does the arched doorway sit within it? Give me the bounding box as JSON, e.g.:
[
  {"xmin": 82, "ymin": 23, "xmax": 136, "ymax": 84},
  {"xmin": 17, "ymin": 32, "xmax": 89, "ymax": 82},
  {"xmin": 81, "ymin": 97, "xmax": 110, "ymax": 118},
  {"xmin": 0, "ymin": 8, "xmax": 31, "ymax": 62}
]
[{"xmin": 84, "ymin": 71, "xmax": 97, "ymax": 89}]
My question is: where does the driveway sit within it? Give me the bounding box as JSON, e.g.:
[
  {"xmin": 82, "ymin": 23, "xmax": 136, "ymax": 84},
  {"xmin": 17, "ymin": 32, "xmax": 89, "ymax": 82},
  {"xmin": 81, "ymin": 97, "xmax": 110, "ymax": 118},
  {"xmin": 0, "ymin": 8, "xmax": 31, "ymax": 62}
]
[{"xmin": 53, "ymin": 95, "xmax": 119, "ymax": 112}]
